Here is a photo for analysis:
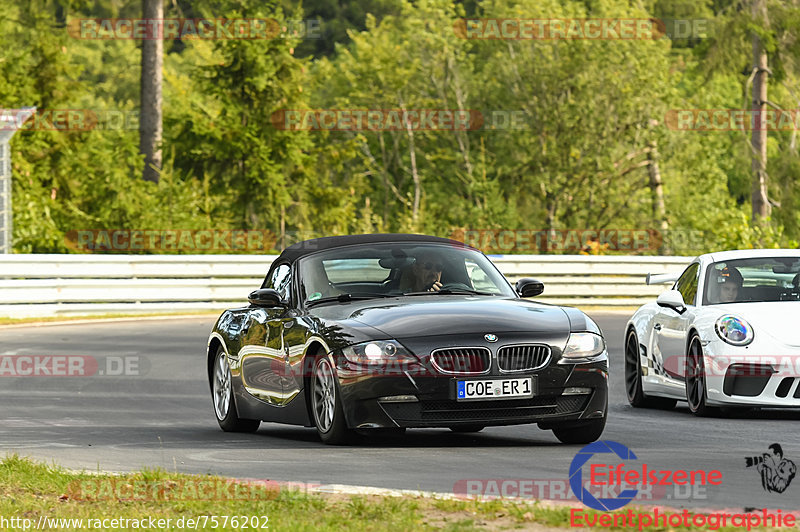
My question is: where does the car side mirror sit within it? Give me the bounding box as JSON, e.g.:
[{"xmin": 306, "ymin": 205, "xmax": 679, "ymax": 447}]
[
  {"xmin": 516, "ymin": 278, "xmax": 544, "ymax": 298},
  {"xmin": 248, "ymin": 288, "xmax": 286, "ymax": 307},
  {"xmin": 656, "ymin": 289, "xmax": 686, "ymax": 314}
]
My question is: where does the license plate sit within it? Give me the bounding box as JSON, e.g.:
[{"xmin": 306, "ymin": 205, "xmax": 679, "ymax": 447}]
[{"xmin": 456, "ymin": 377, "xmax": 534, "ymax": 401}]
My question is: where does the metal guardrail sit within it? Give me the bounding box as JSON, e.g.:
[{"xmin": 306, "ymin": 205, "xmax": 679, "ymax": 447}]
[{"xmin": 0, "ymin": 254, "xmax": 692, "ymax": 317}]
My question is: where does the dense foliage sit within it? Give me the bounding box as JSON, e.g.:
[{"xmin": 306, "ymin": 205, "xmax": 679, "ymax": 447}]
[{"xmin": 2, "ymin": 0, "xmax": 799, "ymax": 254}]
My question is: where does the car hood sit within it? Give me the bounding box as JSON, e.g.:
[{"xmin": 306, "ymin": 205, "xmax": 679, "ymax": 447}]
[
  {"xmin": 708, "ymin": 301, "xmax": 800, "ymax": 347},
  {"xmin": 309, "ymin": 296, "xmax": 571, "ymax": 339}
]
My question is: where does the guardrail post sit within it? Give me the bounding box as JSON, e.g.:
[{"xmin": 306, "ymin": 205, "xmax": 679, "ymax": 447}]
[{"xmin": 0, "ymin": 107, "xmax": 36, "ymax": 254}]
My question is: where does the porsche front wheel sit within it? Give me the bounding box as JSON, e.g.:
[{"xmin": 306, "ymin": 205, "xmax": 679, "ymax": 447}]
[{"xmin": 685, "ymin": 335, "xmax": 718, "ymax": 417}]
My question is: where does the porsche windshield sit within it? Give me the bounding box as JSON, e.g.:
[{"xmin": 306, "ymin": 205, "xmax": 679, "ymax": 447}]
[
  {"xmin": 703, "ymin": 257, "xmax": 800, "ymax": 305},
  {"xmin": 298, "ymin": 243, "xmax": 515, "ymax": 303}
]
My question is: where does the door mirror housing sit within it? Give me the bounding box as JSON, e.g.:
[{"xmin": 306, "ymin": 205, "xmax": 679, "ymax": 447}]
[
  {"xmin": 248, "ymin": 288, "xmax": 286, "ymax": 307},
  {"xmin": 516, "ymin": 278, "xmax": 545, "ymax": 298},
  {"xmin": 656, "ymin": 289, "xmax": 686, "ymax": 314}
]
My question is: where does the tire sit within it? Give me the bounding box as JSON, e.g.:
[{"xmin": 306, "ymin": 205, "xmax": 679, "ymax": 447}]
[
  {"xmin": 311, "ymin": 355, "xmax": 354, "ymax": 445},
  {"xmin": 685, "ymin": 335, "xmax": 719, "ymax": 417},
  {"xmin": 625, "ymin": 329, "xmax": 677, "ymax": 410},
  {"xmin": 212, "ymin": 347, "xmax": 260, "ymax": 433},
  {"xmin": 449, "ymin": 425, "xmax": 485, "ymax": 433},
  {"xmin": 552, "ymin": 416, "xmax": 606, "ymax": 444}
]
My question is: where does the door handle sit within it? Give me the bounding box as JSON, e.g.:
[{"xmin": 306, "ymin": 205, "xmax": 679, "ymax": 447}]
[{"xmin": 654, "ymin": 323, "xmax": 662, "ymax": 331}]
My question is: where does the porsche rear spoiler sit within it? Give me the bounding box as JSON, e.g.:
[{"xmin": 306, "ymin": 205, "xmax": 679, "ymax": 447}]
[{"xmin": 646, "ymin": 272, "xmax": 680, "ymax": 285}]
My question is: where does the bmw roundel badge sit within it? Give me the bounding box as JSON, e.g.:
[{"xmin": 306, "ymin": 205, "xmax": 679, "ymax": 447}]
[{"xmin": 484, "ymin": 333, "xmax": 498, "ymax": 342}]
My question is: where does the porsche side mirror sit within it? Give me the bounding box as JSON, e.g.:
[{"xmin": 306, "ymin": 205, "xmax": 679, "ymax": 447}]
[
  {"xmin": 248, "ymin": 288, "xmax": 286, "ymax": 307},
  {"xmin": 656, "ymin": 289, "xmax": 686, "ymax": 314},
  {"xmin": 516, "ymin": 278, "xmax": 544, "ymax": 298}
]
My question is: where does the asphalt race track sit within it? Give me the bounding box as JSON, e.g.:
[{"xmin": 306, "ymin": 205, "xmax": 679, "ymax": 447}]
[{"xmin": 1, "ymin": 314, "xmax": 798, "ymax": 512}]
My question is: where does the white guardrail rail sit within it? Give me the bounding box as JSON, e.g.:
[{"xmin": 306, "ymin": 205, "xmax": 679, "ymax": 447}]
[{"xmin": 0, "ymin": 254, "xmax": 692, "ymax": 318}]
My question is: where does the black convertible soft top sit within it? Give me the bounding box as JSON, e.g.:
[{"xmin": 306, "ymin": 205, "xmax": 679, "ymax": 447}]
[{"xmin": 276, "ymin": 233, "xmax": 470, "ymax": 263}]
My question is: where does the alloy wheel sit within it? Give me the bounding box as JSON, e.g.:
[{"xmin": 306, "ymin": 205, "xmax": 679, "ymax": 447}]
[
  {"xmin": 686, "ymin": 338, "xmax": 705, "ymax": 412},
  {"xmin": 314, "ymin": 357, "xmax": 336, "ymax": 433},
  {"xmin": 213, "ymin": 351, "xmax": 232, "ymax": 420},
  {"xmin": 624, "ymin": 331, "xmax": 640, "ymax": 402}
]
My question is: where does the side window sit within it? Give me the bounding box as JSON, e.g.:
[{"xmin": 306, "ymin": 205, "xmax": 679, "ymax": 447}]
[
  {"xmin": 264, "ymin": 263, "xmax": 292, "ymax": 303},
  {"xmin": 674, "ymin": 263, "xmax": 699, "ymax": 305}
]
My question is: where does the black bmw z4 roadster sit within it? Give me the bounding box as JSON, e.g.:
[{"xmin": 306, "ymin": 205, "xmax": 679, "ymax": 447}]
[{"xmin": 207, "ymin": 234, "xmax": 608, "ymax": 444}]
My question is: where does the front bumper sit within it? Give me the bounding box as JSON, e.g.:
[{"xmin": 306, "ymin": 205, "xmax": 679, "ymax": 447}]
[
  {"xmin": 705, "ymin": 351, "xmax": 800, "ymax": 407},
  {"xmin": 335, "ymin": 356, "xmax": 608, "ymax": 429},
  {"xmin": 700, "ymin": 334, "xmax": 800, "ymax": 407}
]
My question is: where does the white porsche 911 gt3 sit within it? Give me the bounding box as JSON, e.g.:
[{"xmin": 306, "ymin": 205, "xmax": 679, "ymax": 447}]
[{"xmin": 625, "ymin": 249, "xmax": 800, "ymax": 416}]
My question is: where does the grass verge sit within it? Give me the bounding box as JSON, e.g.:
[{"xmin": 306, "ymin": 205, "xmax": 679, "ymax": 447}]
[{"xmin": 0, "ymin": 456, "xmax": 792, "ymax": 531}]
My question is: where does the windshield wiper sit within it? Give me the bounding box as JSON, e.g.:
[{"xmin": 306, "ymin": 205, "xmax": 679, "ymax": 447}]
[
  {"xmin": 306, "ymin": 293, "xmax": 394, "ymax": 307},
  {"xmin": 403, "ymin": 288, "xmax": 496, "ymax": 296}
]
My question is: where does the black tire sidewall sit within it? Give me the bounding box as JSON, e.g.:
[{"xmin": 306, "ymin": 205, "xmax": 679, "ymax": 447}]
[
  {"xmin": 625, "ymin": 329, "xmax": 645, "ymax": 405},
  {"xmin": 686, "ymin": 336, "xmax": 713, "ymax": 415},
  {"xmin": 552, "ymin": 415, "xmax": 606, "ymax": 444}
]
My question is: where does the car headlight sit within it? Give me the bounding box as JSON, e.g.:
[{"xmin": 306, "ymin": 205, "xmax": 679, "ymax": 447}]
[
  {"xmin": 715, "ymin": 315, "xmax": 753, "ymax": 346},
  {"xmin": 341, "ymin": 340, "xmax": 417, "ymax": 365},
  {"xmin": 561, "ymin": 332, "xmax": 606, "ymax": 361}
]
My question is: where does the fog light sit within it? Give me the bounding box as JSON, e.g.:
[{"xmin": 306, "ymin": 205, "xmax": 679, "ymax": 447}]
[
  {"xmin": 562, "ymin": 387, "xmax": 591, "ymax": 395},
  {"xmin": 378, "ymin": 395, "xmax": 418, "ymax": 403}
]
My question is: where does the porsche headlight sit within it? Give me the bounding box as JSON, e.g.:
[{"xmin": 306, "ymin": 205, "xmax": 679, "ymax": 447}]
[
  {"xmin": 715, "ymin": 315, "xmax": 753, "ymax": 346},
  {"xmin": 561, "ymin": 332, "xmax": 606, "ymax": 361},
  {"xmin": 341, "ymin": 340, "xmax": 417, "ymax": 365}
]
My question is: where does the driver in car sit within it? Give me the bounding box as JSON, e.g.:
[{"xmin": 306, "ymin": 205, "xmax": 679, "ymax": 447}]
[
  {"xmin": 400, "ymin": 250, "xmax": 444, "ymax": 292},
  {"xmin": 716, "ymin": 266, "xmax": 743, "ymax": 303}
]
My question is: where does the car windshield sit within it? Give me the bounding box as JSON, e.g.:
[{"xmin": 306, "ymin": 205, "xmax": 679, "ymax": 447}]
[
  {"xmin": 298, "ymin": 243, "xmax": 515, "ymax": 304},
  {"xmin": 703, "ymin": 257, "xmax": 800, "ymax": 305}
]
